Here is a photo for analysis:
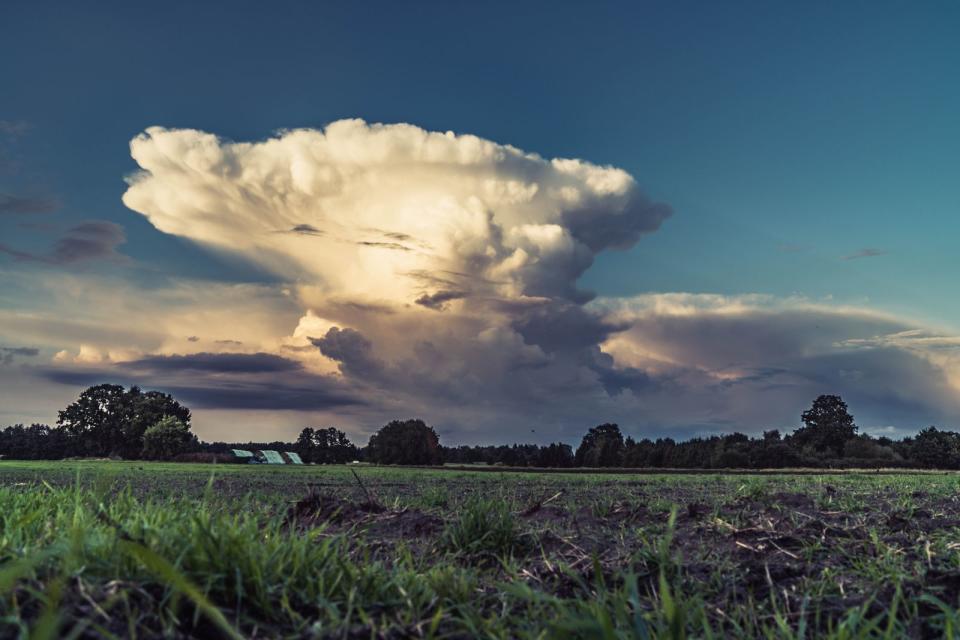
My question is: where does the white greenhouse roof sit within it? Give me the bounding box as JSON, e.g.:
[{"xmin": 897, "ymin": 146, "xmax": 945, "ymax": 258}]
[{"xmin": 261, "ymin": 450, "xmax": 286, "ymax": 464}]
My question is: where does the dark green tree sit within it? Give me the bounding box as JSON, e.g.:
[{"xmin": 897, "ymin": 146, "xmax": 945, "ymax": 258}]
[
  {"xmin": 574, "ymin": 423, "xmax": 625, "ymax": 467},
  {"xmin": 296, "ymin": 427, "xmax": 358, "ymax": 463},
  {"xmin": 752, "ymin": 442, "xmax": 802, "ymax": 469},
  {"xmin": 121, "ymin": 388, "xmax": 192, "ymax": 459},
  {"xmin": 790, "ymin": 395, "xmax": 857, "ymax": 457},
  {"xmin": 910, "ymin": 427, "xmax": 960, "ymax": 469},
  {"xmin": 536, "ymin": 442, "xmax": 574, "ymax": 467},
  {"xmin": 367, "ymin": 419, "xmax": 441, "ymax": 465},
  {"xmin": 295, "ymin": 428, "xmax": 316, "ymax": 459},
  {"xmin": 57, "ymin": 384, "xmax": 191, "ymax": 458},
  {"xmin": 0, "ymin": 424, "xmax": 71, "ymax": 460}
]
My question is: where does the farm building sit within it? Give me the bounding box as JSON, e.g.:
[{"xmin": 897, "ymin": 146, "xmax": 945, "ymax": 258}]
[{"xmin": 229, "ymin": 449, "xmax": 303, "ymax": 464}]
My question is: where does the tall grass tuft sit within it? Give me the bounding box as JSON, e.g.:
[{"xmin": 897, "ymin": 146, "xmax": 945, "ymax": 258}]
[{"xmin": 440, "ymin": 496, "xmax": 526, "ymax": 558}]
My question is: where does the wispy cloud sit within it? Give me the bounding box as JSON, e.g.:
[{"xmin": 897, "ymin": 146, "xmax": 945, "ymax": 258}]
[
  {"xmin": 415, "ymin": 290, "xmax": 468, "ymax": 310},
  {"xmin": 0, "ymin": 193, "xmax": 60, "ymax": 215},
  {"xmin": 289, "ymin": 223, "xmax": 324, "ymax": 236},
  {"xmin": 842, "ymin": 248, "xmax": 887, "ymax": 261},
  {"xmin": 0, "ymin": 120, "xmax": 31, "ymax": 137}
]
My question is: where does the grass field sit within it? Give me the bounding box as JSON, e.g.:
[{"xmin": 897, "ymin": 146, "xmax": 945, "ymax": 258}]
[{"xmin": 2, "ymin": 462, "xmax": 960, "ymax": 638}]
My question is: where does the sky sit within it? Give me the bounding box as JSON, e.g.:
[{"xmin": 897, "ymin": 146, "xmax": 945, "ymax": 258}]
[{"xmin": 1, "ymin": 0, "xmax": 959, "ymax": 445}]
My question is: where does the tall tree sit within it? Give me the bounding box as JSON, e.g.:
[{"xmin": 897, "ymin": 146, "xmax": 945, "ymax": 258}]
[
  {"xmin": 574, "ymin": 423, "xmax": 625, "ymax": 467},
  {"xmin": 367, "ymin": 419, "xmax": 441, "ymax": 465},
  {"xmin": 296, "ymin": 427, "xmax": 358, "ymax": 463},
  {"xmin": 57, "ymin": 384, "xmax": 128, "ymax": 457},
  {"xmin": 791, "ymin": 394, "xmax": 857, "ymax": 457},
  {"xmin": 536, "ymin": 442, "xmax": 574, "ymax": 467},
  {"xmin": 57, "ymin": 384, "xmax": 191, "ymax": 458}
]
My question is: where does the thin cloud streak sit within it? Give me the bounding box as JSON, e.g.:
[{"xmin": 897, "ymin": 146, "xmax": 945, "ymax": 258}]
[
  {"xmin": 0, "ymin": 221, "xmax": 126, "ymax": 265},
  {"xmin": 842, "ymin": 248, "xmax": 887, "ymax": 261},
  {"xmin": 0, "ymin": 193, "xmax": 60, "ymax": 215}
]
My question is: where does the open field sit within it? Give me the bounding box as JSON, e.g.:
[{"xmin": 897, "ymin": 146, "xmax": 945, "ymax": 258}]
[{"xmin": 2, "ymin": 462, "xmax": 960, "ymax": 638}]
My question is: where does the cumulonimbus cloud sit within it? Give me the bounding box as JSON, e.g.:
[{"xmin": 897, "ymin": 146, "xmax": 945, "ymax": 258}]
[
  {"xmin": 0, "ymin": 120, "xmax": 926, "ymax": 441},
  {"xmin": 112, "ymin": 120, "xmax": 679, "ymax": 436},
  {"xmin": 108, "ymin": 120, "xmax": 960, "ymax": 440},
  {"xmin": 122, "ymin": 120, "xmax": 671, "ymax": 308}
]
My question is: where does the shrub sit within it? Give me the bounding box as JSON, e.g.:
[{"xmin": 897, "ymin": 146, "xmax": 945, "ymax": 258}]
[{"xmin": 142, "ymin": 417, "xmax": 197, "ymax": 460}]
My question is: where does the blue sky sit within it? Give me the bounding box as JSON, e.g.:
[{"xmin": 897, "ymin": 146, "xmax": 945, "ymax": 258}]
[{"xmin": 2, "ymin": 1, "xmax": 959, "ymax": 442}]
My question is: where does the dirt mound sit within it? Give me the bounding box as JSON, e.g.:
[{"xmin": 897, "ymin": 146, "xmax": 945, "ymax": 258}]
[
  {"xmin": 360, "ymin": 509, "xmax": 444, "ymax": 538},
  {"xmin": 285, "ymin": 491, "xmax": 385, "ymax": 528},
  {"xmin": 522, "ymin": 505, "xmax": 568, "ymax": 523},
  {"xmin": 285, "ymin": 491, "xmax": 442, "ymax": 540},
  {"xmin": 685, "ymin": 502, "xmax": 711, "ymax": 520},
  {"xmin": 768, "ymin": 492, "xmax": 817, "ymax": 510}
]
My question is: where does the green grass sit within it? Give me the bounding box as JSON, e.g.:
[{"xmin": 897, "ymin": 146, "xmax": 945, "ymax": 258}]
[{"xmin": 1, "ymin": 462, "xmax": 960, "ymax": 637}]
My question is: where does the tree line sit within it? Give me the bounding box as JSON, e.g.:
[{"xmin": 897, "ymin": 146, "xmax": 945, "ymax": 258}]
[{"xmin": 4, "ymin": 385, "xmax": 960, "ymax": 469}]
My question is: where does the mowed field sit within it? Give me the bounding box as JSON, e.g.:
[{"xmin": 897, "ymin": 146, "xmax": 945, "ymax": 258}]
[{"xmin": 2, "ymin": 463, "xmax": 960, "ymax": 638}]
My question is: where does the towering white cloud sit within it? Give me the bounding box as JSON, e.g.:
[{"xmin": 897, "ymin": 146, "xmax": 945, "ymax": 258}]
[
  {"xmin": 122, "ymin": 120, "xmax": 670, "ymax": 309},
  {"xmin": 117, "ymin": 119, "xmax": 677, "ymax": 438}
]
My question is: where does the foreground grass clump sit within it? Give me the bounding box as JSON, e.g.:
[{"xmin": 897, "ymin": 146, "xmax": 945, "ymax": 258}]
[
  {"xmin": 3, "ymin": 462, "xmax": 960, "ymax": 637},
  {"xmin": 0, "ymin": 484, "xmax": 487, "ymax": 638},
  {"xmin": 440, "ymin": 496, "xmax": 528, "ymax": 559}
]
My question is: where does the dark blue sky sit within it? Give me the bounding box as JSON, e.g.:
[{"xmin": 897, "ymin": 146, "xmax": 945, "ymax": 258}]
[{"xmin": 2, "ymin": 1, "xmax": 959, "ymax": 440}]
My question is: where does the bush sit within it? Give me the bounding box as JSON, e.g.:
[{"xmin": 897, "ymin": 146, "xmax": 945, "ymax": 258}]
[
  {"xmin": 843, "ymin": 436, "xmax": 896, "ymax": 462},
  {"xmin": 909, "ymin": 427, "xmax": 960, "ymax": 469},
  {"xmin": 716, "ymin": 449, "xmax": 749, "ymax": 468},
  {"xmin": 142, "ymin": 417, "xmax": 197, "ymax": 461}
]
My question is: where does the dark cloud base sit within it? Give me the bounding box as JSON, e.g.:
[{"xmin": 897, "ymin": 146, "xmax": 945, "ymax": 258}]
[
  {"xmin": 0, "ymin": 346, "xmax": 40, "ymax": 365},
  {"xmin": 39, "ymin": 352, "xmax": 365, "ymax": 411}
]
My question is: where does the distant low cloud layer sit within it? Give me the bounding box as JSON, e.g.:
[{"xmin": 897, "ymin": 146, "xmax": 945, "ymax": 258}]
[
  {"xmin": 0, "ymin": 346, "xmax": 39, "ymax": 365},
  {"xmin": 4, "ymin": 120, "xmax": 958, "ymax": 441},
  {"xmin": 0, "ymin": 220, "xmax": 126, "ymax": 265},
  {"xmin": 598, "ymin": 295, "xmax": 960, "ymax": 434}
]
